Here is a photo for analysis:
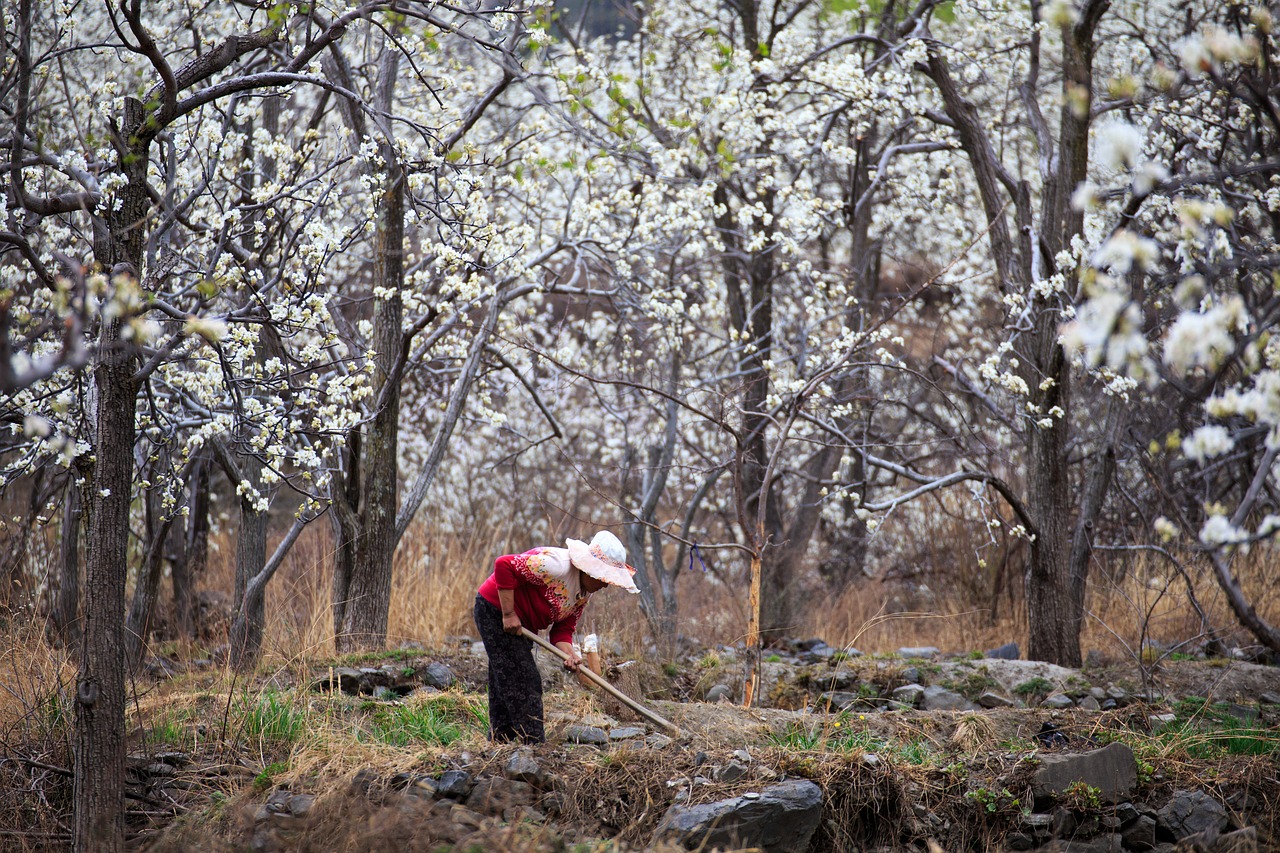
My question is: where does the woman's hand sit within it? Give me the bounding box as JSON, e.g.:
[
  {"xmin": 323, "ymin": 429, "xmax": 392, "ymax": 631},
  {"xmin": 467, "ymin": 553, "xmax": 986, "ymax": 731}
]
[
  {"xmin": 555, "ymin": 641, "xmax": 582, "ymax": 671},
  {"xmin": 502, "ymin": 611, "xmax": 523, "ymax": 635}
]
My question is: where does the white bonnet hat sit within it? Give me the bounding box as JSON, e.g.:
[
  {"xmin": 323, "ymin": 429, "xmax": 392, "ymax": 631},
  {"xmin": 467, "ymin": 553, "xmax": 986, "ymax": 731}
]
[{"xmin": 566, "ymin": 531, "xmax": 640, "ymax": 593}]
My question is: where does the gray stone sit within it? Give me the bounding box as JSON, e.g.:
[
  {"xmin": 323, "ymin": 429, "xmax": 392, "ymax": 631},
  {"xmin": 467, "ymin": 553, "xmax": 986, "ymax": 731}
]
[
  {"xmin": 819, "ymin": 691, "xmax": 872, "ymax": 711},
  {"xmin": 645, "ymin": 733, "xmax": 674, "ymax": 749},
  {"xmin": 465, "ymin": 777, "xmax": 534, "ymax": 816},
  {"xmin": 1102, "ymin": 699, "xmax": 1118, "ymax": 711},
  {"xmin": 564, "ymin": 724, "xmax": 609, "ymax": 745},
  {"xmin": 1259, "ymin": 692, "xmax": 1280, "ymax": 705},
  {"xmin": 1042, "ymin": 693, "xmax": 1075, "ymax": 709},
  {"xmin": 1006, "ymin": 832, "xmax": 1036, "ymax": 850},
  {"xmin": 314, "ymin": 666, "xmax": 364, "ymax": 694},
  {"xmin": 1114, "ymin": 802, "xmax": 1139, "ymax": 825},
  {"xmin": 1121, "ymin": 814, "xmax": 1157, "ymax": 851},
  {"xmin": 978, "ymin": 691, "xmax": 1015, "ymax": 708},
  {"xmin": 705, "ymin": 684, "xmax": 733, "ymax": 703},
  {"xmin": 891, "ymin": 684, "xmax": 924, "ymax": 707},
  {"xmin": 921, "ymin": 685, "xmax": 971, "ymax": 711},
  {"xmin": 1018, "ymin": 812, "xmax": 1052, "ymax": 834},
  {"xmin": 610, "ymin": 726, "xmax": 646, "ymax": 741},
  {"xmin": 986, "ymin": 642, "xmax": 1020, "ymax": 660},
  {"xmin": 900, "ymin": 666, "xmax": 921, "ymax": 685},
  {"xmin": 1212, "ymin": 826, "xmax": 1258, "ymax": 852},
  {"xmin": 504, "ymin": 748, "xmax": 545, "ymax": 785},
  {"xmin": 288, "ymin": 793, "xmax": 315, "ymax": 817},
  {"xmin": 1224, "ymin": 703, "xmax": 1259, "ymax": 724},
  {"xmin": 654, "ymin": 779, "xmax": 823, "ymax": 852},
  {"xmin": 732, "ymin": 749, "xmax": 751, "ymax": 763},
  {"xmin": 1057, "ymin": 834, "xmax": 1123, "ymax": 852},
  {"xmin": 713, "ymin": 761, "xmax": 749, "ymax": 783},
  {"xmin": 435, "ymin": 770, "xmax": 473, "ymax": 799},
  {"xmin": 1090, "ymin": 687, "xmax": 1108, "ymax": 701},
  {"xmin": 1106, "ymin": 686, "xmax": 1129, "ymax": 702},
  {"xmin": 1078, "ymin": 696, "xmax": 1101, "ymax": 711},
  {"xmin": 1031, "ymin": 742, "xmax": 1138, "ymax": 805},
  {"xmin": 897, "ymin": 646, "xmax": 940, "ymax": 660},
  {"xmin": 1156, "ymin": 790, "xmax": 1228, "ymax": 840},
  {"xmin": 1149, "ymin": 713, "xmax": 1178, "ymax": 729},
  {"xmin": 823, "ymin": 669, "xmax": 859, "ymax": 690},
  {"xmin": 420, "ymin": 662, "xmax": 457, "ymax": 689}
]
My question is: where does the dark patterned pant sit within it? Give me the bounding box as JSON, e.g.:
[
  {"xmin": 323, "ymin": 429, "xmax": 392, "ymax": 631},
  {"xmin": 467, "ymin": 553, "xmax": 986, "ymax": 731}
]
[{"xmin": 473, "ymin": 594, "xmax": 545, "ymax": 743}]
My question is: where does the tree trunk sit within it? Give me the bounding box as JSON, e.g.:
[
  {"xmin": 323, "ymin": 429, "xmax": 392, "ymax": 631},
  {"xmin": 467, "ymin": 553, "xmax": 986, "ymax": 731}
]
[
  {"xmin": 171, "ymin": 457, "xmax": 208, "ymax": 639},
  {"xmin": 52, "ymin": 478, "xmax": 83, "ymax": 648},
  {"xmin": 124, "ymin": 490, "xmax": 175, "ymax": 668},
  {"xmin": 336, "ymin": 49, "xmax": 403, "ymax": 653},
  {"xmin": 74, "ymin": 314, "xmax": 136, "ymax": 853},
  {"xmin": 230, "ymin": 454, "xmax": 268, "ymax": 671},
  {"xmin": 74, "ymin": 88, "xmax": 150, "ymax": 851}
]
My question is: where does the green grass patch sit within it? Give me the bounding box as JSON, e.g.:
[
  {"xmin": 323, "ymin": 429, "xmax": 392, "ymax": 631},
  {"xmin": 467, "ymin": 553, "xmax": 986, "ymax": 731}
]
[
  {"xmin": 767, "ymin": 722, "xmax": 824, "ymax": 750},
  {"xmin": 364, "ymin": 694, "xmax": 487, "ymax": 747},
  {"xmin": 329, "ymin": 647, "xmax": 421, "ymax": 667},
  {"xmin": 237, "ymin": 689, "xmax": 307, "ymax": 746}
]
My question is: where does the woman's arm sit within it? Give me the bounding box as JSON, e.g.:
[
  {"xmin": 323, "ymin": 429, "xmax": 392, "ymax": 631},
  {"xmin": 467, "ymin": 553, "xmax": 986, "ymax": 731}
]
[{"xmin": 498, "ymin": 587, "xmax": 521, "ymax": 634}]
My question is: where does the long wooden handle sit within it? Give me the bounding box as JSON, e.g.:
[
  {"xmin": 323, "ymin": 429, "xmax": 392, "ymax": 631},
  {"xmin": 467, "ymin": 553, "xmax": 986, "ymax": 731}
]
[{"xmin": 520, "ymin": 628, "xmax": 681, "ymax": 736}]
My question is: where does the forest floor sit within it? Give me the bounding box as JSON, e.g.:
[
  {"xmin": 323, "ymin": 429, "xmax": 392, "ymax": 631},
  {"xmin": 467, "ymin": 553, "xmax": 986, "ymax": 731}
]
[{"xmin": 4, "ymin": 636, "xmax": 1280, "ymax": 852}]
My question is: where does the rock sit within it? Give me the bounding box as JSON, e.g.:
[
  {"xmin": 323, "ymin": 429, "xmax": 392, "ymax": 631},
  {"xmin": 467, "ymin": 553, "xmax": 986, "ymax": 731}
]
[
  {"xmin": 1102, "ymin": 699, "xmax": 1118, "ymax": 711},
  {"xmin": 705, "ymin": 684, "xmax": 733, "ymax": 703},
  {"xmin": 1090, "ymin": 687, "xmax": 1107, "ymax": 701},
  {"xmin": 350, "ymin": 768, "xmax": 379, "ymax": 795},
  {"xmin": 654, "ymin": 779, "xmax": 823, "ymax": 852},
  {"xmin": 921, "ymin": 685, "xmax": 971, "ymax": 711},
  {"xmin": 1006, "ymin": 832, "xmax": 1036, "ymax": 850},
  {"xmin": 1018, "ymin": 812, "xmax": 1052, "ymax": 835},
  {"xmin": 1149, "ymin": 713, "xmax": 1178, "ymax": 730},
  {"xmin": 288, "ymin": 793, "xmax": 314, "ymax": 817},
  {"xmin": 610, "ymin": 726, "xmax": 646, "ymax": 741},
  {"xmin": 314, "ymin": 666, "xmax": 364, "ymax": 694},
  {"xmin": 986, "ymin": 642, "xmax": 1020, "ymax": 660},
  {"xmin": 1057, "ymin": 833, "xmax": 1123, "ymax": 852},
  {"xmin": 1031, "ymin": 742, "xmax": 1138, "ymax": 805},
  {"xmin": 892, "ymin": 684, "xmax": 925, "ymax": 707},
  {"xmin": 1114, "ymin": 803, "xmax": 1139, "ymax": 825},
  {"xmin": 1213, "ymin": 826, "xmax": 1258, "ymax": 852},
  {"xmin": 793, "ymin": 638, "xmax": 828, "ymax": 652},
  {"xmin": 800, "ymin": 643, "xmax": 837, "ymax": 663},
  {"xmin": 978, "ymin": 691, "xmax": 1015, "ymax": 708},
  {"xmin": 897, "ymin": 646, "xmax": 940, "ymax": 660},
  {"xmin": 1259, "ymin": 692, "xmax": 1280, "ymax": 706},
  {"xmin": 503, "ymin": 748, "xmax": 545, "ymax": 785},
  {"xmin": 819, "ymin": 691, "xmax": 871, "ymax": 711},
  {"xmin": 1106, "ymin": 686, "xmax": 1129, "ymax": 703},
  {"xmin": 714, "ymin": 761, "xmax": 749, "ymax": 783},
  {"xmin": 153, "ymin": 750, "xmax": 192, "ymax": 767},
  {"xmin": 823, "ymin": 669, "xmax": 859, "ymax": 690},
  {"xmin": 732, "ymin": 749, "xmax": 751, "ymax": 762},
  {"xmin": 564, "ymin": 724, "xmax": 609, "ymax": 745},
  {"xmin": 1156, "ymin": 790, "xmax": 1228, "ymax": 840},
  {"xmin": 1078, "ymin": 696, "xmax": 1102, "ymax": 712},
  {"xmin": 435, "ymin": 770, "xmax": 473, "ymax": 800},
  {"xmin": 646, "ymin": 733, "xmax": 674, "ymax": 749},
  {"xmin": 1122, "ymin": 814, "xmax": 1158, "ymax": 851},
  {"xmin": 1042, "ymin": 693, "xmax": 1075, "ymax": 709},
  {"xmin": 465, "ymin": 777, "xmax": 534, "ymax": 816},
  {"xmin": 1224, "ymin": 703, "xmax": 1259, "ymax": 724},
  {"xmin": 899, "ymin": 666, "xmax": 921, "ymax": 685},
  {"xmin": 420, "ymin": 662, "xmax": 457, "ymax": 689}
]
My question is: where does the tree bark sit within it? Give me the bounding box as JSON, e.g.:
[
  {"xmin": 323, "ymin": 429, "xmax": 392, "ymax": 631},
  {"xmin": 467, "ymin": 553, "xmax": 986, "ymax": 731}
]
[
  {"xmin": 124, "ymin": 489, "xmax": 175, "ymax": 668},
  {"xmin": 335, "ymin": 49, "xmax": 404, "ymax": 652},
  {"xmin": 74, "ymin": 311, "xmax": 137, "ymax": 853},
  {"xmin": 230, "ymin": 454, "xmax": 268, "ymax": 671},
  {"xmin": 52, "ymin": 478, "xmax": 83, "ymax": 648},
  {"xmin": 172, "ymin": 456, "xmax": 209, "ymax": 639}
]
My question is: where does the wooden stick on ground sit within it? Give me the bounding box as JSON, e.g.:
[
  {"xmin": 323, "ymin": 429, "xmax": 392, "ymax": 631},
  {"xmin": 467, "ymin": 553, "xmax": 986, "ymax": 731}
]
[{"xmin": 520, "ymin": 627, "xmax": 681, "ymax": 736}]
